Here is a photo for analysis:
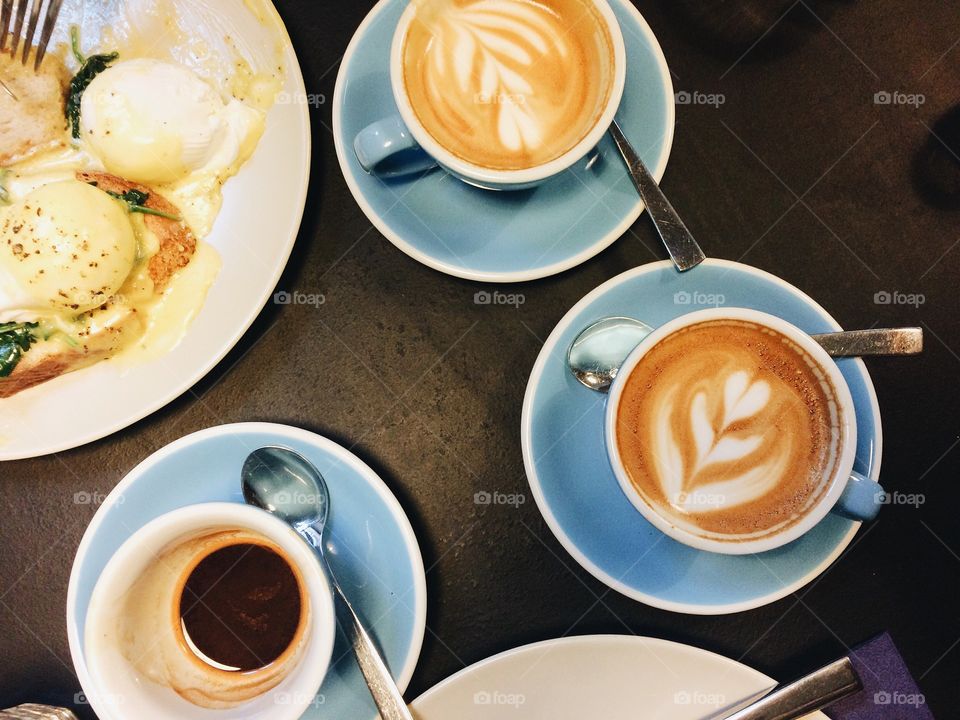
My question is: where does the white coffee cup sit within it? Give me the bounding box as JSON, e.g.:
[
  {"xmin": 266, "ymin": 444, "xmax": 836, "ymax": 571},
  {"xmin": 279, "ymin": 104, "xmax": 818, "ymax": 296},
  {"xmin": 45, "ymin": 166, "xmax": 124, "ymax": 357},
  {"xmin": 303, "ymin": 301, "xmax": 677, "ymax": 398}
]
[
  {"xmin": 605, "ymin": 308, "xmax": 884, "ymax": 555},
  {"xmin": 83, "ymin": 503, "xmax": 335, "ymax": 720},
  {"xmin": 353, "ymin": 0, "xmax": 627, "ymax": 190}
]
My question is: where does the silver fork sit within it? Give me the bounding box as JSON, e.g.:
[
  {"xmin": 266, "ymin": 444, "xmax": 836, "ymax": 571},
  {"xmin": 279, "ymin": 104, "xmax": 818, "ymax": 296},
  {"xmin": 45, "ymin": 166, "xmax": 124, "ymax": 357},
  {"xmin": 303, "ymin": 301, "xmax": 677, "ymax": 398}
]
[{"xmin": 1, "ymin": 0, "xmax": 65, "ymax": 70}]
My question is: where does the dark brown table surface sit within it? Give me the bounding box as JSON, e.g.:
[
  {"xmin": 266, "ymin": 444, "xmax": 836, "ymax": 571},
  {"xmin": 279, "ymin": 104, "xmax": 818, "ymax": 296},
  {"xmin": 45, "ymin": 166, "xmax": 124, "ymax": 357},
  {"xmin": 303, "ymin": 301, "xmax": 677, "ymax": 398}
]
[{"xmin": 2, "ymin": 0, "xmax": 959, "ymax": 717}]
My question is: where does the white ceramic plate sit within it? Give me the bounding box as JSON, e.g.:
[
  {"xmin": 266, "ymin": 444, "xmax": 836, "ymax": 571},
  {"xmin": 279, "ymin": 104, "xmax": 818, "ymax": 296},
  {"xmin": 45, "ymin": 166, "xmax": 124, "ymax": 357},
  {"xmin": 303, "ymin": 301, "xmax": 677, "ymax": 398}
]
[
  {"xmin": 0, "ymin": 0, "xmax": 310, "ymax": 459},
  {"xmin": 410, "ymin": 635, "xmax": 829, "ymax": 719}
]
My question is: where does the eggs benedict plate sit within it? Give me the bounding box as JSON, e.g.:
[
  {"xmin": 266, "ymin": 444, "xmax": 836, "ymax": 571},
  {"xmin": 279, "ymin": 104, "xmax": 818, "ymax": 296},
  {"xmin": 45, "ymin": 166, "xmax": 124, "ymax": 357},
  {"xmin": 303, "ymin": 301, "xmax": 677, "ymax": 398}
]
[{"xmin": 0, "ymin": 0, "xmax": 310, "ymax": 459}]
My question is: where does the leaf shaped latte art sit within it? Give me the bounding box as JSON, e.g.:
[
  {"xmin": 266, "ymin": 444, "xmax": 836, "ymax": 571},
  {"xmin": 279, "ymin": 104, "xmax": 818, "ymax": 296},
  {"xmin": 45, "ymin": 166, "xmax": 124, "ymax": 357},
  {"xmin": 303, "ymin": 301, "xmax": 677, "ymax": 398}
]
[
  {"xmin": 420, "ymin": 0, "xmax": 579, "ymax": 153},
  {"xmin": 651, "ymin": 371, "xmax": 792, "ymax": 514}
]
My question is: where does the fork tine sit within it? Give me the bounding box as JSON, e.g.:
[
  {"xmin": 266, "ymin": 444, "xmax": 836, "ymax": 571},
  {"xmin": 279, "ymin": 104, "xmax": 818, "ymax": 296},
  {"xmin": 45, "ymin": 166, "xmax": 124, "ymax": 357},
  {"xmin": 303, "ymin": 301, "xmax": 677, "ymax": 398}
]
[
  {"xmin": 22, "ymin": 0, "xmax": 43, "ymax": 65},
  {"xmin": 1, "ymin": 0, "xmax": 13, "ymax": 53},
  {"xmin": 33, "ymin": 0, "xmax": 62, "ymax": 69},
  {"xmin": 10, "ymin": 0, "xmax": 28, "ymax": 60}
]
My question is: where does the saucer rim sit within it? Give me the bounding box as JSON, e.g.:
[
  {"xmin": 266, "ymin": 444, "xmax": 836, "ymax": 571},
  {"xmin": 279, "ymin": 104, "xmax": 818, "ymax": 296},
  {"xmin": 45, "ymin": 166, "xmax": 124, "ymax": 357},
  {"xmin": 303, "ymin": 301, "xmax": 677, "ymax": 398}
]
[
  {"xmin": 65, "ymin": 422, "xmax": 427, "ymax": 711},
  {"xmin": 332, "ymin": 0, "xmax": 676, "ymax": 283},
  {"xmin": 520, "ymin": 259, "xmax": 882, "ymax": 615}
]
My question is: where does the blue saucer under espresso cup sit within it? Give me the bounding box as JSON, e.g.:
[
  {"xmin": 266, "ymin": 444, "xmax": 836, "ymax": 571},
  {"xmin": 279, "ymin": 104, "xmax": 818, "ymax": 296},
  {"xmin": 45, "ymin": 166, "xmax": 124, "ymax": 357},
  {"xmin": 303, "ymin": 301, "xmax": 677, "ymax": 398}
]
[
  {"xmin": 352, "ymin": 0, "xmax": 627, "ymax": 189},
  {"xmin": 601, "ymin": 307, "xmax": 884, "ymax": 556}
]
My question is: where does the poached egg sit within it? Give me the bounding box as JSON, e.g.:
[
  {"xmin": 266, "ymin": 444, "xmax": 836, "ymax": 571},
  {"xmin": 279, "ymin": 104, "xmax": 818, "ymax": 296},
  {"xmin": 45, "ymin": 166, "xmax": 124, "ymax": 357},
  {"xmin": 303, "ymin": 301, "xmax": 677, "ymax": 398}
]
[
  {"xmin": 0, "ymin": 181, "xmax": 137, "ymax": 323},
  {"xmin": 79, "ymin": 58, "xmax": 262, "ymax": 185}
]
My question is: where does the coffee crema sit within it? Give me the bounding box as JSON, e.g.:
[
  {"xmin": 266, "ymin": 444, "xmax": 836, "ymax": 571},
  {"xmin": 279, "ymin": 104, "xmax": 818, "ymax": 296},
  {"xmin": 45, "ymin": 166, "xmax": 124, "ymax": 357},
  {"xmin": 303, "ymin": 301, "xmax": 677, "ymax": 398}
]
[
  {"xmin": 402, "ymin": 0, "xmax": 616, "ymax": 170},
  {"xmin": 615, "ymin": 319, "xmax": 842, "ymax": 541}
]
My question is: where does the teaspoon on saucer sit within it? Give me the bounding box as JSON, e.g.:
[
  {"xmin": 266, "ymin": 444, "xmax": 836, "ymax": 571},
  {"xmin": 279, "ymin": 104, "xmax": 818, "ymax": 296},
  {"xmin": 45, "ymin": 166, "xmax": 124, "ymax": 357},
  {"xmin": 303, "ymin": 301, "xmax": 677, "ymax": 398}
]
[
  {"xmin": 609, "ymin": 119, "xmax": 706, "ymax": 272},
  {"xmin": 241, "ymin": 447, "xmax": 414, "ymax": 720},
  {"xmin": 568, "ymin": 316, "xmax": 923, "ymax": 392}
]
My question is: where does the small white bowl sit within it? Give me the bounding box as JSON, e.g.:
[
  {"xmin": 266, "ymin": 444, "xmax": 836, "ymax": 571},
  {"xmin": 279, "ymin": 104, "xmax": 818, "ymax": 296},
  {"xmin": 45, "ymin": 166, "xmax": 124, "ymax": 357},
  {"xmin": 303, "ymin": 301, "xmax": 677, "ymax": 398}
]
[{"xmin": 83, "ymin": 503, "xmax": 335, "ymax": 720}]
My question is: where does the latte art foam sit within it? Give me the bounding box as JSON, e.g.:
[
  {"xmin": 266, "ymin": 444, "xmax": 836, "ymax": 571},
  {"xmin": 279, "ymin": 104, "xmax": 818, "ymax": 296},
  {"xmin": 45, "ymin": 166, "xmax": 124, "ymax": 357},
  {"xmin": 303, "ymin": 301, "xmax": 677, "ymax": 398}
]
[
  {"xmin": 616, "ymin": 320, "xmax": 843, "ymax": 541},
  {"xmin": 402, "ymin": 0, "xmax": 615, "ymax": 170}
]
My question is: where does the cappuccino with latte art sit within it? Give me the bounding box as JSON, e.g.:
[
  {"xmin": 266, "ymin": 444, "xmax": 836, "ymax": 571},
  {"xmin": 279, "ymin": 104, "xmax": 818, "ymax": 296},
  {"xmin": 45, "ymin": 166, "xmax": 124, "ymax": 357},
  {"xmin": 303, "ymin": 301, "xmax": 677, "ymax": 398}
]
[
  {"xmin": 401, "ymin": 0, "xmax": 618, "ymax": 171},
  {"xmin": 614, "ymin": 318, "xmax": 846, "ymax": 544}
]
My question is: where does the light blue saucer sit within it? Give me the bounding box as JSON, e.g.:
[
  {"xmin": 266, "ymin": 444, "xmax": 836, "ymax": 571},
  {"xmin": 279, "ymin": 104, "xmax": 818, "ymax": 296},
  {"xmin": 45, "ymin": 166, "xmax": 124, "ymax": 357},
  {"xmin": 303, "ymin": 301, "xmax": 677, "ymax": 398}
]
[
  {"xmin": 67, "ymin": 423, "xmax": 427, "ymax": 719},
  {"xmin": 332, "ymin": 0, "xmax": 675, "ymax": 282},
  {"xmin": 521, "ymin": 260, "xmax": 883, "ymax": 614}
]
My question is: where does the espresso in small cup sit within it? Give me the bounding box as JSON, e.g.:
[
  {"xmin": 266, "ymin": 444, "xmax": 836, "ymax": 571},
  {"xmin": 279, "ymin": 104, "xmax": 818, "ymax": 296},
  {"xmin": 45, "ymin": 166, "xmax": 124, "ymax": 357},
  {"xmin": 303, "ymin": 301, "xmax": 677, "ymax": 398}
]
[
  {"xmin": 401, "ymin": 0, "xmax": 619, "ymax": 171},
  {"xmin": 614, "ymin": 317, "xmax": 846, "ymax": 544},
  {"xmin": 85, "ymin": 504, "xmax": 335, "ymax": 720},
  {"xmin": 116, "ymin": 528, "xmax": 310, "ymax": 708},
  {"xmin": 179, "ymin": 535, "xmax": 304, "ymax": 675}
]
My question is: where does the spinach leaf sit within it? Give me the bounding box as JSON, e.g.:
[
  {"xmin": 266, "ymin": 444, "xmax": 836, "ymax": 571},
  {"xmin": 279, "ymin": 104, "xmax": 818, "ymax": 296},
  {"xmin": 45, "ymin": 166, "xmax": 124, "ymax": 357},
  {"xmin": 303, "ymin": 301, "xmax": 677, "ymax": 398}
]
[
  {"xmin": 0, "ymin": 322, "xmax": 39, "ymax": 378},
  {"xmin": 105, "ymin": 189, "xmax": 181, "ymax": 221},
  {"xmin": 66, "ymin": 26, "xmax": 118, "ymax": 139}
]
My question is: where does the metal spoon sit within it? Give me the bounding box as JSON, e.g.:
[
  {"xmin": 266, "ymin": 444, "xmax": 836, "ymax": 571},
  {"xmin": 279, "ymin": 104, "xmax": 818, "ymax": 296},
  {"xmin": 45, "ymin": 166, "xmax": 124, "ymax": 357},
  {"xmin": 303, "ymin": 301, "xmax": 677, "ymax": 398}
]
[
  {"xmin": 714, "ymin": 657, "xmax": 861, "ymax": 720},
  {"xmin": 568, "ymin": 316, "xmax": 923, "ymax": 392},
  {"xmin": 241, "ymin": 446, "xmax": 414, "ymax": 720},
  {"xmin": 609, "ymin": 119, "xmax": 706, "ymax": 272}
]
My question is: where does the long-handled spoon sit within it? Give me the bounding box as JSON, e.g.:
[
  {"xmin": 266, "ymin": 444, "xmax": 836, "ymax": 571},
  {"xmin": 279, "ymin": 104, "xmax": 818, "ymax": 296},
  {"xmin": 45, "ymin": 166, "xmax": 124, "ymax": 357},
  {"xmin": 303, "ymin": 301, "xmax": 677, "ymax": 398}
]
[
  {"xmin": 711, "ymin": 657, "xmax": 861, "ymax": 720},
  {"xmin": 241, "ymin": 446, "xmax": 414, "ymax": 720},
  {"xmin": 609, "ymin": 119, "xmax": 706, "ymax": 272},
  {"xmin": 568, "ymin": 316, "xmax": 923, "ymax": 392}
]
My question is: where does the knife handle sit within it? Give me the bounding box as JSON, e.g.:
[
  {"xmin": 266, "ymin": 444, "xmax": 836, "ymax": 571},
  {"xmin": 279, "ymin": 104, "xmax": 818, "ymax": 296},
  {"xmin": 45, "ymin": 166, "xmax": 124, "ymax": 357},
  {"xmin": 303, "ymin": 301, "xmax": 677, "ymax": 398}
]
[{"xmin": 721, "ymin": 658, "xmax": 861, "ymax": 720}]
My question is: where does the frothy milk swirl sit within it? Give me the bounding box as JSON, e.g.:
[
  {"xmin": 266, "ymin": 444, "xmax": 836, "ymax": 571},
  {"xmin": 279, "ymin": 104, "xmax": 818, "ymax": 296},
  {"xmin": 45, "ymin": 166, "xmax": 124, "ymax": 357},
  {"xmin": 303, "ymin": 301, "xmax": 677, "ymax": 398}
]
[
  {"xmin": 616, "ymin": 320, "xmax": 841, "ymax": 541},
  {"xmin": 431, "ymin": 1, "xmax": 565, "ymax": 152},
  {"xmin": 402, "ymin": 0, "xmax": 615, "ymax": 170},
  {"xmin": 652, "ymin": 370, "xmax": 792, "ymax": 513}
]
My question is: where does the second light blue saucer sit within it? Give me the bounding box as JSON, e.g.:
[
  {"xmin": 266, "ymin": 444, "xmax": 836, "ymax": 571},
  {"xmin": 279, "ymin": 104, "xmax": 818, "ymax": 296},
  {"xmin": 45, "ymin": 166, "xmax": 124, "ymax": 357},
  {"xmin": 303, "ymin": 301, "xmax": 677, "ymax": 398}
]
[
  {"xmin": 521, "ymin": 260, "xmax": 883, "ymax": 614},
  {"xmin": 332, "ymin": 0, "xmax": 675, "ymax": 282},
  {"xmin": 67, "ymin": 423, "xmax": 426, "ymax": 719}
]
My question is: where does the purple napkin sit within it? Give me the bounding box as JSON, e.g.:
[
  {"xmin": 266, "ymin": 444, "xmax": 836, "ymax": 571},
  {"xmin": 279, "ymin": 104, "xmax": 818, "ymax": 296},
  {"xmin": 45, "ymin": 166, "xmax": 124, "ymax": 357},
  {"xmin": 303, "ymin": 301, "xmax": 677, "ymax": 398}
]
[{"xmin": 827, "ymin": 633, "xmax": 934, "ymax": 719}]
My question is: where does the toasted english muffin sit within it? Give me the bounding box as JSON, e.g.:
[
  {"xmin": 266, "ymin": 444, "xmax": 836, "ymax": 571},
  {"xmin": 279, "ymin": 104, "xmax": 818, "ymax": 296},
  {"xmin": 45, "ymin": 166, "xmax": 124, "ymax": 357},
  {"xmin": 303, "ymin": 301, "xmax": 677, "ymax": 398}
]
[
  {"xmin": 0, "ymin": 174, "xmax": 196, "ymax": 398},
  {"xmin": 0, "ymin": 50, "xmax": 71, "ymax": 165},
  {"xmin": 76, "ymin": 171, "xmax": 197, "ymax": 285}
]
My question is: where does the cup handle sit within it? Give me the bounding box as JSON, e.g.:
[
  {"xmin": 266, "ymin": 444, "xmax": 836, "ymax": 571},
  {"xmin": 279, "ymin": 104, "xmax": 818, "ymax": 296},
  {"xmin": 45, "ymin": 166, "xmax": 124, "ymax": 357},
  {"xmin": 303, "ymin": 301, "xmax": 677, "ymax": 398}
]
[
  {"xmin": 353, "ymin": 115, "xmax": 438, "ymax": 177},
  {"xmin": 831, "ymin": 470, "xmax": 883, "ymax": 521}
]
